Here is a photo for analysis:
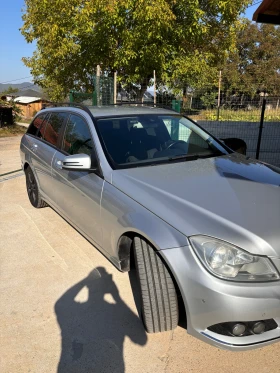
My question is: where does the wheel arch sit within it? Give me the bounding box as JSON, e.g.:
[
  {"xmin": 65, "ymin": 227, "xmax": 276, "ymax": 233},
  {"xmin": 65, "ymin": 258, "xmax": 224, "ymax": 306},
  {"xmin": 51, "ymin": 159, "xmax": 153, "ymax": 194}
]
[
  {"xmin": 117, "ymin": 231, "xmax": 144, "ymax": 272},
  {"xmin": 117, "ymin": 228, "xmax": 166, "ymax": 271},
  {"xmin": 23, "ymin": 162, "xmax": 30, "ymax": 171},
  {"xmin": 118, "ymin": 231, "xmax": 187, "ymax": 327}
]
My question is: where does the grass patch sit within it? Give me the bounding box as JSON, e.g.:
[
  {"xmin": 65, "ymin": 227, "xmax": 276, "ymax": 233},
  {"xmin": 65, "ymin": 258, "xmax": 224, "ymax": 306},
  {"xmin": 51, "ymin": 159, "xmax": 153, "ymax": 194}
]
[
  {"xmin": 0, "ymin": 124, "xmax": 27, "ymax": 137},
  {"xmin": 188, "ymin": 108, "xmax": 280, "ymax": 122}
]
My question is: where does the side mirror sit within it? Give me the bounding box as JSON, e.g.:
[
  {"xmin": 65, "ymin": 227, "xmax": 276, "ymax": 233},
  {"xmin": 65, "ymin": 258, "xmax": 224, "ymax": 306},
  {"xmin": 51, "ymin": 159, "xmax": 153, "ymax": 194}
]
[
  {"xmin": 221, "ymin": 138, "xmax": 247, "ymax": 155},
  {"xmin": 62, "ymin": 153, "xmax": 92, "ymax": 171}
]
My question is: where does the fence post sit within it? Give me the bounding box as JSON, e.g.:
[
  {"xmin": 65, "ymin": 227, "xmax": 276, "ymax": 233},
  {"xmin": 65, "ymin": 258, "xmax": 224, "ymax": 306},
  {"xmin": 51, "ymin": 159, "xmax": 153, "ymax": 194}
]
[
  {"xmin": 96, "ymin": 65, "xmax": 101, "ymax": 106},
  {"xmin": 69, "ymin": 90, "xmax": 74, "ymax": 103},
  {"xmin": 113, "ymin": 71, "xmax": 117, "ymax": 104},
  {"xmin": 217, "ymin": 70, "xmax": 222, "ymax": 121},
  {"xmin": 256, "ymin": 98, "xmax": 266, "ymax": 160},
  {"xmin": 153, "ymin": 70, "xmax": 156, "ymax": 107}
]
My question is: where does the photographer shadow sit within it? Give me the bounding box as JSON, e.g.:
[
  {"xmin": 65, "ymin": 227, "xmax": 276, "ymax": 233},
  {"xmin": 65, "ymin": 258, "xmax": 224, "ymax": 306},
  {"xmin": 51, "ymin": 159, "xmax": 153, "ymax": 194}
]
[{"xmin": 55, "ymin": 267, "xmax": 147, "ymax": 373}]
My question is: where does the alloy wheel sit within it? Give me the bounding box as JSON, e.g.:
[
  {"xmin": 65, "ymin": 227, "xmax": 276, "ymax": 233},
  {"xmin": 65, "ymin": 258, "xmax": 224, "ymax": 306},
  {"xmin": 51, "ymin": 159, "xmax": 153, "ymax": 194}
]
[{"xmin": 26, "ymin": 170, "xmax": 37, "ymax": 205}]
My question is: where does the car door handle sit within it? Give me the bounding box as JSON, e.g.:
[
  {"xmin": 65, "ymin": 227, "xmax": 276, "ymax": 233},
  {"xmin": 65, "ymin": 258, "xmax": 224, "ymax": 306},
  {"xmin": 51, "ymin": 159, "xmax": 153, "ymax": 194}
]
[
  {"xmin": 31, "ymin": 144, "xmax": 38, "ymax": 152},
  {"xmin": 55, "ymin": 160, "xmax": 62, "ymax": 170}
]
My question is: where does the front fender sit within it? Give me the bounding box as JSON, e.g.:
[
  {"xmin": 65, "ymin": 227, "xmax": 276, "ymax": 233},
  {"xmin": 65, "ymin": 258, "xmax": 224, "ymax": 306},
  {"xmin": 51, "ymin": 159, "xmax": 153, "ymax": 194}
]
[{"xmin": 101, "ymin": 181, "xmax": 189, "ymax": 261}]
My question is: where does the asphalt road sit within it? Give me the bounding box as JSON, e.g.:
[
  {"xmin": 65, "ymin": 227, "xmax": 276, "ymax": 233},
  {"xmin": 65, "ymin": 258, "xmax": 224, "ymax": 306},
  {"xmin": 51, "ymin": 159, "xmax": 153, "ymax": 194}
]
[{"xmin": 1, "ymin": 136, "xmax": 280, "ymax": 373}]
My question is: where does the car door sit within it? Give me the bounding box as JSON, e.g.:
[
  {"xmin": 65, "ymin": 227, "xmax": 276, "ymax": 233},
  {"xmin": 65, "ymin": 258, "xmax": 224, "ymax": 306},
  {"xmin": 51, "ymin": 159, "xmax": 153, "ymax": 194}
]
[
  {"xmin": 52, "ymin": 113, "xmax": 104, "ymax": 247},
  {"xmin": 26, "ymin": 112, "xmax": 68, "ymax": 202}
]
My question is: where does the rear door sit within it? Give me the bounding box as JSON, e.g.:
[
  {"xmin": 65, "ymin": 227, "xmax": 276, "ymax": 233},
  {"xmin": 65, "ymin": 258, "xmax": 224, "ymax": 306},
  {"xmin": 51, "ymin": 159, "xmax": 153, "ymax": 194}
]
[
  {"xmin": 27, "ymin": 111, "xmax": 69, "ymax": 203},
  {"xmin": 52, "ymin": 113, "xmax": 104, "ymax": 247}
]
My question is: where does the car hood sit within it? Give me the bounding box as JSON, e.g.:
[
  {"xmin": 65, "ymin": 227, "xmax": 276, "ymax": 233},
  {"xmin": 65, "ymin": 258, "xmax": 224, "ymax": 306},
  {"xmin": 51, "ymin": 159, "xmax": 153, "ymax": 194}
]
[{"xmin": 112, "ymin": 154, "xmax": 280, "ymax": 257}]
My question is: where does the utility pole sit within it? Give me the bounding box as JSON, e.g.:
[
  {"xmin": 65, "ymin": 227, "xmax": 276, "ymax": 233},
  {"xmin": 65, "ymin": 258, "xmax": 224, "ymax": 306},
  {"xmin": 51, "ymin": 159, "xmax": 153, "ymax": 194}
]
[{"xmin": 217, "ymin": 70, "xmax": 222, "ymax": 121}]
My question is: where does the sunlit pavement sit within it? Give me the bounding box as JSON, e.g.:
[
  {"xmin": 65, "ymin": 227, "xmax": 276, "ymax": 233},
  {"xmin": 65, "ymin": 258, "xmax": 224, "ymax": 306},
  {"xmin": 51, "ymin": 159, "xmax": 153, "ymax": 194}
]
[
  {"xmin": 0, "ymin": 136, "xmax": 22, "ymax": 175},
  {"xmin": 1, "ymin": 136, "xmax": 280, "ymax": 373}
]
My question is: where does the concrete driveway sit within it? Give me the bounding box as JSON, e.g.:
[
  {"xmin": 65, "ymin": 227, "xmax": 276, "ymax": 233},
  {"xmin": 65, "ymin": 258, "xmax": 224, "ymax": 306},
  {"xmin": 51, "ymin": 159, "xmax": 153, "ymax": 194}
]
[
  {"xmin": 0, "ymin": 136, "xmax": 22, "ymax": 175},
  {"xmin": 1, "ymin": 136, "xmax": 280, "ymax": 373}
]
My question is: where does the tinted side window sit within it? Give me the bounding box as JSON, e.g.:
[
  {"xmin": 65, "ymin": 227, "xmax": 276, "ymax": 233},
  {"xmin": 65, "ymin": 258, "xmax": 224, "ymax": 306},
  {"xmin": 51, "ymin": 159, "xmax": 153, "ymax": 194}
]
[
  {"xmin": 37, "ymin": 113, "xmax": 50, "ymax": 139},
  {"xmin": 62, "ymin": 115, "xmax": 93, "ymax": 156},
  {"xmin": 43, "ymin": 112, "xmax": 68, "ymax": 147},
  {"xmin": 26, "ymin": 113, "xmax": 46, "ymax": 136}
]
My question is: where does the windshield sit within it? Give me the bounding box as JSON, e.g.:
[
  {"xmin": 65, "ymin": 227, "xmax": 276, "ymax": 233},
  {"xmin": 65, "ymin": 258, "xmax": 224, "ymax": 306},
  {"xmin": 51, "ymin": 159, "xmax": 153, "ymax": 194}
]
[{"xmin": 96, "ymin": 114, "xmax": 228, "ymax": 168}]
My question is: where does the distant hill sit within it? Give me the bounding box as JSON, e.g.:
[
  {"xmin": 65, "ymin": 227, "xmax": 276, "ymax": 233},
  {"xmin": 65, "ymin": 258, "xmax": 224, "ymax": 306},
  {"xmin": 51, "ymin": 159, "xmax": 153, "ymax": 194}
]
[
  {"xmin": 16, "ymin": 89, "xmax": 44, "ymax": 98},
  {"xmin": 0, "ymin": 82, "xmax": 42, "ymax": 93}
]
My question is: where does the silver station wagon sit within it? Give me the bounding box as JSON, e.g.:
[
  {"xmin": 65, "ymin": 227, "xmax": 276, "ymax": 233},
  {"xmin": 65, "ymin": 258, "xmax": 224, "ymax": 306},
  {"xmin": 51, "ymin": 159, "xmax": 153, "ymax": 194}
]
[{"xmin": 20, "ymin": 104, "xmax": 280, "ymax": 351}]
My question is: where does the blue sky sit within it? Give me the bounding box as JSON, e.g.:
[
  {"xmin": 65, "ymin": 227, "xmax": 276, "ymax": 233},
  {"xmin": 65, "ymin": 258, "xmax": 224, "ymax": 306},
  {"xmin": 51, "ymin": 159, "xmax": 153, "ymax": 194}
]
[
  {"xmin": 0, "ymin": 1, "xmax": 261, "ymax": 85},
  {"xmin": 0, "ymin": 0, "xmax": 35, "ymax": 84}
]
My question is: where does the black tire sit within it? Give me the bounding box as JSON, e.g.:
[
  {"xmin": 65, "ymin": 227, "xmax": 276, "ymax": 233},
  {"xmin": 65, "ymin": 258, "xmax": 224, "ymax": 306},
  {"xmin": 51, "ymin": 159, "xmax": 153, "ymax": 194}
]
[
  {"xmin": 25, "ymin": 166, "xmax": 48, "ymax": 208},
  {"xmin": 133, "ymin": 237, "xmax": 178, "ymax": 333}
]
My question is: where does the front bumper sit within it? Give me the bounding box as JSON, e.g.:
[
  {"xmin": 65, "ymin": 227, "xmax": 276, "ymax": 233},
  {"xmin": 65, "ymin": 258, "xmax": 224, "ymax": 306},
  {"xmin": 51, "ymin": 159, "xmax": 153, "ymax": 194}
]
[{"xmin": 160, "ymin": 245, "xmax": 280, "ymax": 351}]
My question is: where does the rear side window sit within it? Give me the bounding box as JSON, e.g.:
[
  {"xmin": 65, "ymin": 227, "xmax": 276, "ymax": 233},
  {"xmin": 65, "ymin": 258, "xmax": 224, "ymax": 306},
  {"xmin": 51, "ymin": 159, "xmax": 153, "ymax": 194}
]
[
  {"xmin": 37, "ymin": 113, "xmax": 50, "ymax": 139},
  {"xmin": 43, "ymin": 112, "xmax": 69, "ymax": 147},
  {"xmin": 62, "ymin": 114, "xmax": 93, "ymax": 156},
  {"xmin": 26, "ymin": 113, "xmax": 46, "ymax": 136}
]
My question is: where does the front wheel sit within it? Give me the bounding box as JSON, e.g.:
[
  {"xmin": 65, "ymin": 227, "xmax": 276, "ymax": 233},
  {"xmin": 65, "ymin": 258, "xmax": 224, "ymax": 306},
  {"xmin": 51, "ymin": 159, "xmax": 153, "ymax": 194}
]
[
  {"xmin": 133, "ymin": 237, "xmax": 179, "ymax": 333},
  {"xmin": 25, "ymin": 166, "xmax": 48, "ymax": 208}
]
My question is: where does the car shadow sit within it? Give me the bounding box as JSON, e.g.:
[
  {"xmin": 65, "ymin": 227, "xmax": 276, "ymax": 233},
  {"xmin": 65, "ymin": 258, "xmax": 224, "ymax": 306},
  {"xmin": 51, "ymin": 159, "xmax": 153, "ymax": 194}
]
[{"xmin": 55, "ymin": 267, "xmax": 147, "ymax": 373}]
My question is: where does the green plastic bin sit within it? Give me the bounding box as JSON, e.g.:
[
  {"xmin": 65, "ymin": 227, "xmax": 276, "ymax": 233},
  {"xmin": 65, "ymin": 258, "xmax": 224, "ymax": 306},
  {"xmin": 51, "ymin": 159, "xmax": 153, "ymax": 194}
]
[{"xmin": 172, "ymin": 100, "xmax": 181, "ymax": 113}]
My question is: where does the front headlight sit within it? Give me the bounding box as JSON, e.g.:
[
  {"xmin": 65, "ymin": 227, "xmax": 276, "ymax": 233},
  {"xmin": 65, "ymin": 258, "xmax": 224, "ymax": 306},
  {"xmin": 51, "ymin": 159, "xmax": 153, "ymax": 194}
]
[{"xmin": 189, "ymin": 236, "xmax": 279, "ymax": 282}]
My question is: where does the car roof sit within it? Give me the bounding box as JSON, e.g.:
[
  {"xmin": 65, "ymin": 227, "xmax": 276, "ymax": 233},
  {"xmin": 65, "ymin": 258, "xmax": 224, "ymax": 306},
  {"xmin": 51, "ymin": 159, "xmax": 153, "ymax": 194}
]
[
  {"xmin": 88, "ymin": 105, "xmax": 176, "ymax": 118},
  {"xmin": 39, "ymin": 104, "xmax": 177, "ymax": 118}
]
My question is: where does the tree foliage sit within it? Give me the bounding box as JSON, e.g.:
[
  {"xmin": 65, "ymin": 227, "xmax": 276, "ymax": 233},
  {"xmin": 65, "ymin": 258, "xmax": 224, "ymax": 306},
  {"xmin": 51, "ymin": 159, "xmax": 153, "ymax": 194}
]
[
  {"xmin": 0, "ymin": 87, "xmax": 22, "ymax": 123},
  {"xmin": 21, "ymin": 0, "xmax": 251, "ymax": 100},
  {"xmin": 1, "ymin": 87, "xmax": 19, "ymax": 95},
  {"xmin": 221, "ymin": 21, "xmax": 280, "ymax": 96}
]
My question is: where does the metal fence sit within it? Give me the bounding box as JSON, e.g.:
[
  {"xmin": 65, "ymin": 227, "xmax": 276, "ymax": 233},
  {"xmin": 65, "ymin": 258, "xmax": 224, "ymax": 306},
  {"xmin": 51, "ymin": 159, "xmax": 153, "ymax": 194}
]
[
  {"xmin": 69, "ymin": 73, "xmax": 280, "ymax": 168},
  {"xmin": 116, "ymin": 84, "xmax": 280, "ymax": 167},
  {"xmin": 185, "ymin": 95, "xmax": 280, "ymax": 168},
  {"xmin": 70, "ymin": 76, "xmax": 114, "ymax": 106}
]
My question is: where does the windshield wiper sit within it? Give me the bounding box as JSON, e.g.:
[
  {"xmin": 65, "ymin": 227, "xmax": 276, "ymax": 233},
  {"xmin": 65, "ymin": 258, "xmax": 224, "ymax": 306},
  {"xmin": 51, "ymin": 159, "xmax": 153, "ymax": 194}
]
[{"xmin": 168, "ymin": 153, "xmax": 221, "ymax": 162}]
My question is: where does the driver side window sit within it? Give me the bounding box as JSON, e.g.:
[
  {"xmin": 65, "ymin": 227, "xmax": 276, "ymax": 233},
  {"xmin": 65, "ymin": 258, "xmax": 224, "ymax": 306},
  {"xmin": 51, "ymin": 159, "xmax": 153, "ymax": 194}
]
[
  {"xmin": 164, "ymin": 119, "xmax": 208, "ymax": 149},
  {"xmin": 62, "ymin": 114, "xmax": 93, "ymax": 156}
]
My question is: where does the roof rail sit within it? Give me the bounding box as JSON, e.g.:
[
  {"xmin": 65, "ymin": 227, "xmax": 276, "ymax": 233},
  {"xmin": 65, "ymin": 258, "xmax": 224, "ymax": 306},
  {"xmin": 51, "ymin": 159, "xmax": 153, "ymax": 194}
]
[
  {"xmin": 111, "ymin": 102, "xmax": 178, "ymax": 112},
  {"xmin": 41, "ymin": 102, "xmax": 92, "ymax": 116},
  {"xmin": 41, "ymin": 101, "xmax": 178, "ymax": 114}
]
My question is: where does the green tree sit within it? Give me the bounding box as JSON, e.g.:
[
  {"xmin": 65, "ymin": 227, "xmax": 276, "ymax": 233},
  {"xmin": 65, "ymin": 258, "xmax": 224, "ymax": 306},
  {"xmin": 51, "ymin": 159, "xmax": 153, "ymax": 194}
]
[
  {"xmin": 221, "ymin": 21, "xmax": 280, "ymax": 96},
  {"xmin": 0, "ymin": 87, "xmax": 22, "ymax": 123},
  {"xmin": 201, "ymin": 91, "xmax": 217, "ymax": 109},
  {"xmin": 21, "ymin": 0, "xmax": 251, "ymax": 101},
  {"xmin": 1, "ymin": 86, "xmax": 19, "ymax": 95}
]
